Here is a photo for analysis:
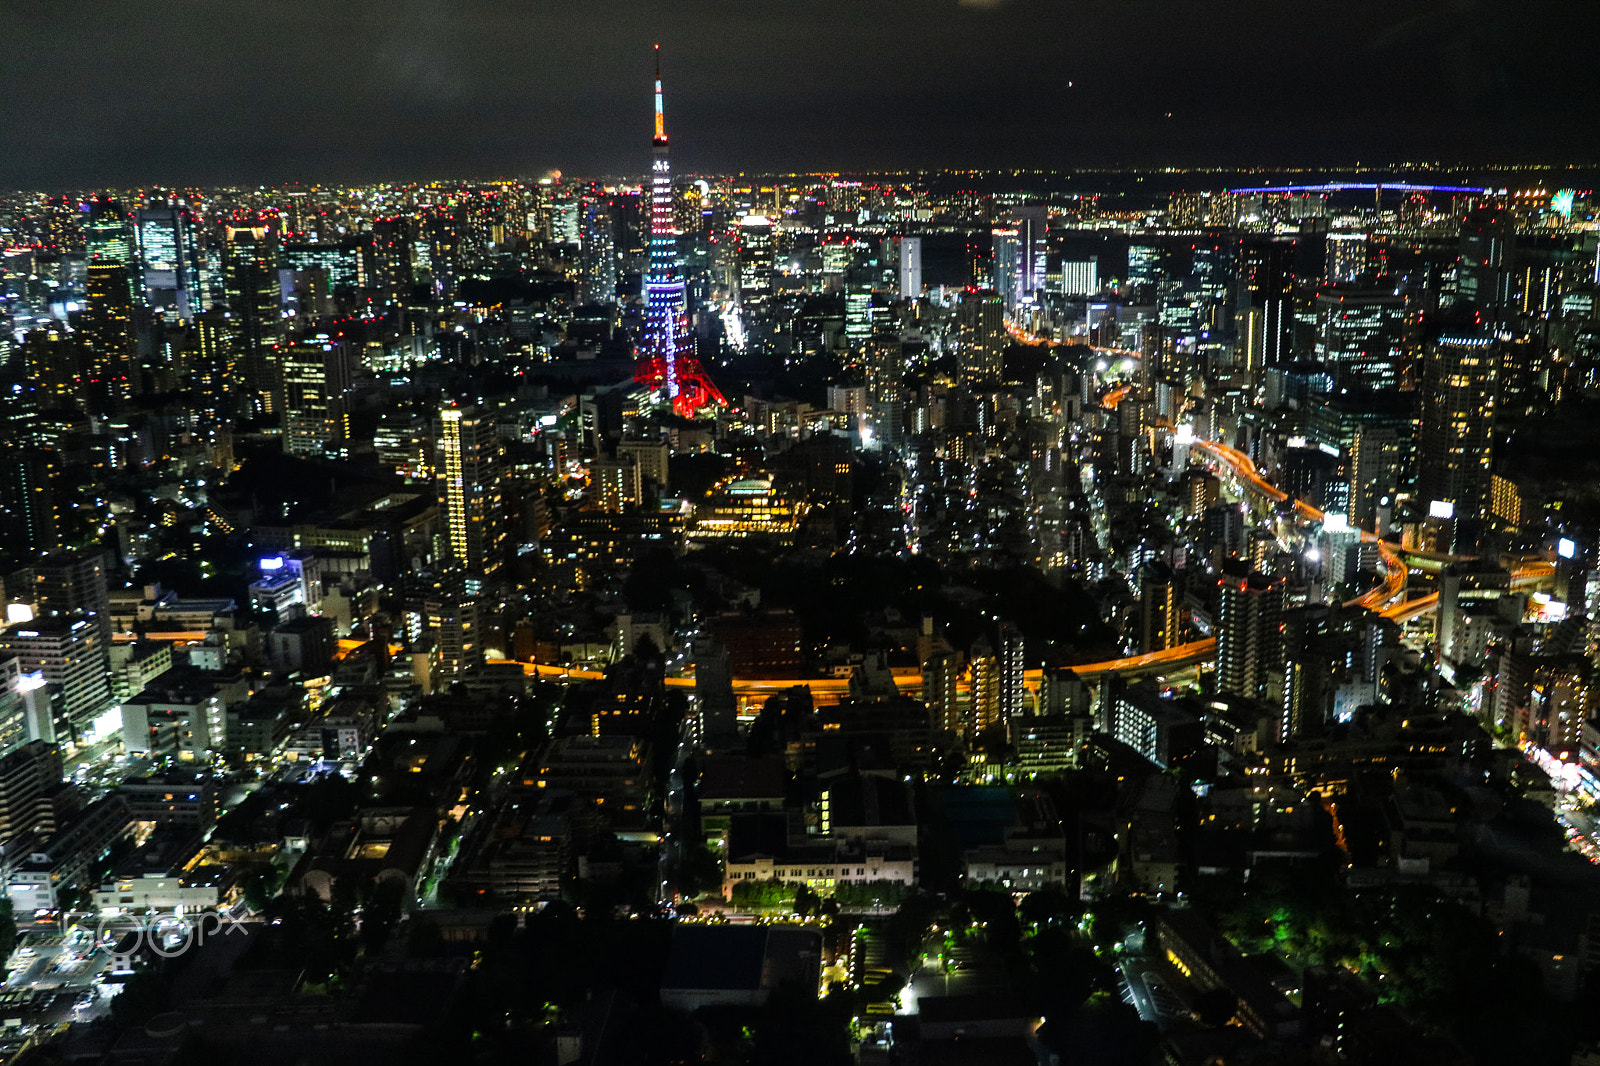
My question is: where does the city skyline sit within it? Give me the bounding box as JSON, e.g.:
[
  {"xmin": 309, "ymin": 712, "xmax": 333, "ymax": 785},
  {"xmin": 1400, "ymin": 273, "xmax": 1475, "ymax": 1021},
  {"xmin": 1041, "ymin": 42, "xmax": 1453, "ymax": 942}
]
[{"xmin": 6, "ymin": 13, "xmax": 1600, "ymax": 1066}]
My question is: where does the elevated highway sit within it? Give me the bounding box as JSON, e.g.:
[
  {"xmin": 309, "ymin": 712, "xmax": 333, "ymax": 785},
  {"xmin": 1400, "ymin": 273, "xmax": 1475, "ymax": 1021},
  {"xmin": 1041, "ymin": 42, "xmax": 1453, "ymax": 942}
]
[{"xmin": 344, "ymin": 426, "xmax": 1552, "ymax": 707}]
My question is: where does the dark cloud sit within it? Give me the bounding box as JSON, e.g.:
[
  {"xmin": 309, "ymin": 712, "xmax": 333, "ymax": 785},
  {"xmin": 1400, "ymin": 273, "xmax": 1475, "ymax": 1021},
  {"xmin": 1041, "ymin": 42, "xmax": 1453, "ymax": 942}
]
[{"xmin": 1, "ymin": 0, "xmax": 1597, "ymax": 188}]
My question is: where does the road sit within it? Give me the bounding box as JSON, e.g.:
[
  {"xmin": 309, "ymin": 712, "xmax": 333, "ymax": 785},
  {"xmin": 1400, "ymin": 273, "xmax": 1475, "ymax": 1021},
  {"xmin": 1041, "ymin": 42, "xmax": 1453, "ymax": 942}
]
[{"xmin": 327, "ymin": 429, "xmax": 1550, "ymax": 707}]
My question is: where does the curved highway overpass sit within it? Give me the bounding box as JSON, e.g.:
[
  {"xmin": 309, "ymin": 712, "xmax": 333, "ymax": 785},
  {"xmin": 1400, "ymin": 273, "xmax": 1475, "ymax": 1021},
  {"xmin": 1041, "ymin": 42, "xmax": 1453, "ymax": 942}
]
[{"xmin": 343, "ymin": 426, "xmax": 1550, "ymax": 705}]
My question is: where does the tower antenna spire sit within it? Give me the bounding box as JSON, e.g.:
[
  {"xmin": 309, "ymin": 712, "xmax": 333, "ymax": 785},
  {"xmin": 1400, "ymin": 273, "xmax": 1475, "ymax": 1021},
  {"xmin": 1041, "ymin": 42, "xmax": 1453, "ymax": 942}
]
[{"xmin": 653, "ymin": 44, "xmax": 666, "ymax": 145}]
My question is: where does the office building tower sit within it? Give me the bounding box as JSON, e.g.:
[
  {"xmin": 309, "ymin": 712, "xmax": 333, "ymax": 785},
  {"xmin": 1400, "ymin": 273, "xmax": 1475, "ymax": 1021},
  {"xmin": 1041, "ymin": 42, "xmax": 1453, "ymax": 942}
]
[
  {"xmin": 222, "ymin": 221, "xmax": 282, "ymax": 417},
  {"xmin": 1418, "ymin": 332, "xmax": 1499, "ymax": 523},
  {"xmin": 579, "ymin": 190, "xmax": 618, "ymax": 304},
  {"xmin": 997, "ymin": 621, "xmax": 1027, "ymax": 722},
  {"xmin": 425, "ymin": 583, "xmax": 483, "ymax": 682},
  {"xmin": 0, "ymin": 618, "xmax": 112, "ymax": 741},
  {"xmin": 843, "ymin": 267, "xmax": 877, "ymax": 349},
  {"xmin": 1457, "ymin": 209, "xmax": 1513, "ymax": 311},
  {"xmin": 897, "ymin": 236, "xmax": 923, "ymax": 300},
  {"xmin": 276, "ymin": 340, "xmax": 353, "ymax": 456},
  {"xmin": 694, "ymin": 641, "xmax": 737, "ymax": 743},
  {"xmin": 0, "ymin": 738, "xmax": 66, "ymax": 847},
  {"xmin": 1325, "ymin": 233, "xmax": 1368, "ymax": 281},
  {"xmin": 1059, "ymin": 257, "xmax": 1099, "ymax": 297},
  {"xmin": 1319, "ymin": 514, "xmax": 1362, "ymax": 592},
  {"xmin": 1216, "ymin": 565, "xmax": 1285, "ymax": 702},
  {"xmin": 80, "ymin": 263, "xmax": 136, "ymax": 413},
  {"xmin": 923, "ymin": 651, "xmax": 961, "ymax": 736},
  {"xmin": 633, "ymin": 49, "xmax": 725, "ymax": 419},
  {"xmin": 1437, "ymin": 561, "xmax": 1512, "ymax": 668},
  {"xmin": 0, "ymin": 450, "xmax": 62, "ymax": 561},
  {"xmin": 435, "ymin": 403, "xmax": 505, "ymax": 575},
  {"xmin": 738, "ymin": 214, "xmax": 776, "ymax": 309},
  {"xmin": 589, "ymin": 457, "xmax": 642, "ymax": 511},
  {"xmin": 992, "ymin": 206, "xmax": 1047, "ymax": 311},
  {"xmin": 1236, "ymin": 237, "xmax": 1296, "ymax": 368},
  {"xmin": 368, "ymin": 216, "xmax": 412, "ymax": 292},
  {"xmin": 134, "ymin": 202, "xmax": 199, "ymax": 317},
  {"xmin": 25, "ymin": 549, "xmax": 112, "ymax": 646},
  {"xmin": 84, "ymin": 200, "xmax": 132, "ymax": 271},
  {"xmin": 968, "ymin": 639, "xmax": 1001, "ymax": 738},
  {"xmin": 0, "ymin": 659, "xmax": 54, "ymax": 756},
  {"xmin": 1314, "ymin": 287, "xmax": 1407, "ymax": 391},
  {"xmin": 958, "ymin": 290, "xmax": 1006, "ymax": 384},
  {"xmin": 1139, "ymin": 561, "xmax": 1181, "ymax": 653}
]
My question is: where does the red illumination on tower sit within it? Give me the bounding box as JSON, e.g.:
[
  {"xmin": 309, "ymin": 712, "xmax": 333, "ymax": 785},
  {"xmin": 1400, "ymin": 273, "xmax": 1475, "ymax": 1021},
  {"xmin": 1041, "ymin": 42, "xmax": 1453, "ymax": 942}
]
[{"xmin": 634, "ymin": 46, "xmax": 726, "ymax": 419}]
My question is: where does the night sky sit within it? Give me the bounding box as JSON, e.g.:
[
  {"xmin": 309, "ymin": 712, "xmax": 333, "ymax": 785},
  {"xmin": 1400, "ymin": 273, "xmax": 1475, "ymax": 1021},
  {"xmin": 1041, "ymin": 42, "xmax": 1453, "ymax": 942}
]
[{"xmin": 3, "ymin": 0, "xmax": 1600, "ymax": 189}]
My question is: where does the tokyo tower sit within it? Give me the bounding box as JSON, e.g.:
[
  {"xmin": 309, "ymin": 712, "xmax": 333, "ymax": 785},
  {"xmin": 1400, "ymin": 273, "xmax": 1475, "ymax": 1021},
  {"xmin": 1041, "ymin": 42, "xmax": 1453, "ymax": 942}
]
[{"xmin": 634, "ymin": 46, "xmax": 726, "ymax": 419}]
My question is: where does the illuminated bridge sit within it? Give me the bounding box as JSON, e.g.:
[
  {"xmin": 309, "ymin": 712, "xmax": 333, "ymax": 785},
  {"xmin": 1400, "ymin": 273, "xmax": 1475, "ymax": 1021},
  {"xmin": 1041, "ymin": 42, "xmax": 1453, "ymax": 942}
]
[{"xmin": 1222, "ymin": 182, "xmax": 1488, "ymax": 195}]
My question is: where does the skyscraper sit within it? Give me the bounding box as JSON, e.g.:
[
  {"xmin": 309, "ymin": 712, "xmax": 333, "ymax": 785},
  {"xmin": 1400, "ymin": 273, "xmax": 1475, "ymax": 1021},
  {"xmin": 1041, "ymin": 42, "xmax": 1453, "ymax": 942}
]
[
  {"xmin": 1216, "ymin": 565, "xmax": 1285, "ymax": 702},
  {"xmin": 923, "ymin": 650, "xmax": 961, "ymax": 736},
  {"xmin": 958, "ymin": 290, "xmax": 1006, "ymax": 384},
  {"xmin": 80, "ymin": 262, "xmax": 136, "ymax": 413},
  {"xmin": 1139, "ymin": 561, "xmax": 1181, "ymax": 653},
  {"xmin": 992, "ymin": 206, "xmax": 1047, "ymax": 311},
  {"xmin": 1418, "ymin": 331, "xmax": 1499, "ymax": 523},
  {"xmin": 578, "ymin": 188, "xmax": 618, "ymax": 305},
  {"xmin": 435, "ymin": 403, "xmax": 505, "ymax": 576},
  {"xmin": 276, "ymin": 340, "xmax": 353, "ymax": 456},
  {"xmin": 737, "ymin": 214, "xmax": 776, "ymax": 309},
  {"xmin": 134, "ymin": 202, "xmax": 199, "ymax": 317},
  {"xmin": 1236, "ymin": 237, "xmax": 1296, "ymax": 368},
  {"xmin": 897, "ymin": 236, "xmax": 923, "ymax": 300},
  {"xmin": 222, "ymin": 221, "xmax": 282, "ymax": 417},
  {"xmin": 997, "ymin": 621, "xmax": 1027, "ymax": 722},
  {"xmin": 634, "ymin": 48, "xmax": 725, "ymax": 419},
  {"xmin": 84, "ymin": 199, "xmax": 132, "ymax": 272}
]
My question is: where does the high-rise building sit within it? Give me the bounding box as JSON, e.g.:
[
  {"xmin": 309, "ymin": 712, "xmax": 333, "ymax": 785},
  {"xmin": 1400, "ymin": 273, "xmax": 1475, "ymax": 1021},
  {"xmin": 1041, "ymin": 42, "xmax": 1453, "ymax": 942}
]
[
  {"xmin": 992, "ymin": 206, "xmax": 1047, "ymax": 310},
  {"xmin": 1139, "ymin": 562, "xmax": 1181, "ymax": 653},
  {"xmin": 368, "ymin": 216, "xmax": 412, "ymax": 293},
  {"xmin": 276, "ymin": 340, "xmax": 354, "ymax": 457},
  {"xmin": 80, "ymin": 263, "xmax": 136, "ymax": 413},
  {"xmin": 0, "ymin": 738, "xmax": 67, "ymax": 847},
  {"xmin": 134, "ymin": 202, "xmax": 199, "ymax": 317},
  {"xmin": 222, "ymin": 221, "xmax": 282, "ymax": 417},
  {"xmin": 634, "ymin": 49, "xmax": 725, "ymax": 419},
  {"xmin": 1314, "ymin": 287, "xmax": 1407, "ymax": 391},
  {"xmin": 968, "ymin": 640, "xmax": 1001, "ymax": 738},
  {"xmin": 1059, "ymin": 257, "xmax": 1099, "ymax": 297},
  {"xmin": 0, "ymin": 450, "xmax": 62, "ymax": 562},
  {"xmin": 896, "ymin": 236, "xmax": 923, "ymax": 300},
  {"xmin": 1236, "ymin": 237, "xmax": 1296, "ymax": 368},
  {"xmin": 958, "ymin": 290, "xmax": 1006, "ymax": 384},
  {"xmin": 1437, "ymin": 561, "xmax": 1511, "ymax": 668},
  {"xmin": 997, "ymin": 621, "xmax": 1027, "ymax": 722},
  {"xmin": 1418, "ymin": 332, "xmax": 1499, "ymax": 523},
  {"xmin": 425, "ymin": 583, "xmax": 483, "ymax": 683},
  {"xmin": 737, "ymin": 214, "xmax": 775, "ymax": 308},
  {"xmin": 1216, "ymin": 565, "xmax": 1285, "ymax": 702},
  {"xmin": 578, "ymin": 189, "xmax": 618, "ymax": 305},
  {"xmin": 923, "ymin": 651, "xmax": 961, "ymax": 736},
  {"xmin": 25, "ymin": 549, "xmax": 112, "ymax": 646},
  {"xmin": 435, "ymin": 403, "xmax": 505, "ymax": 575},
  {"xmin": 0, "ymin": 618, "xmax": 112, "ymax": 741},
  {"xmin": 0, "ymin": 659, "xmax": 54, "ymax": 755},
  {"xmin": 84, "ymin": 200, "xmax": 132, "ymax": 272},
  {"xmin": 694, "ymin": 641, "xmax": 737, "ymax": 743}
]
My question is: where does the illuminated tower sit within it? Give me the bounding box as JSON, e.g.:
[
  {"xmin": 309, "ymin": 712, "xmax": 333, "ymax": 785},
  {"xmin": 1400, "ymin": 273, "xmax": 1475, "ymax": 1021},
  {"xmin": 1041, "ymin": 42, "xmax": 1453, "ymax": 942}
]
[{"xmin": 635, "ymin": 46, "xmax": 726, "ymax": 419}]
